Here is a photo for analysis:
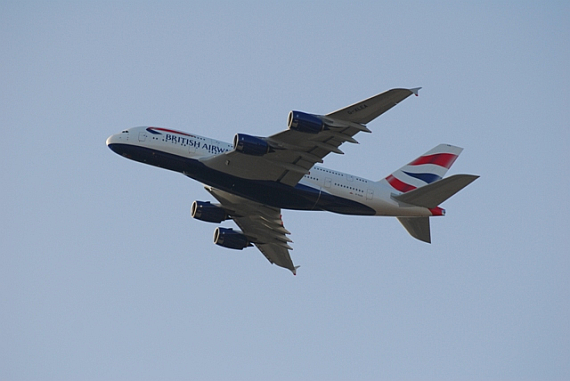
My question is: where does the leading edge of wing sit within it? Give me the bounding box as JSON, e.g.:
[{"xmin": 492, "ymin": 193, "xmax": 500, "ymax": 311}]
[
  {"xmin": 205, "ymin": 186, "xmax": 299, "ymax": 275},
  {"xmin": 326, "ymin": 87, "xmax": 421, "ymax": 125}
]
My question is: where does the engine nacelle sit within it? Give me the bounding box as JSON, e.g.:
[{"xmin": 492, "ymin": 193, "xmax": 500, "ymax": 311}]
[
  {"xmin": 191, "ymin": 201, "xmax": 227, "ymax": 223},
  {"xmin": 233, "ymin": 133, "xmax": 270, "ymax": 156},
  {"xmin": 214, "ymin": 227, "xmax": 250, "ymax": 250},
  {"xmin": 288, "ymin": 111, "xmax": 324, "ymax": 134}
]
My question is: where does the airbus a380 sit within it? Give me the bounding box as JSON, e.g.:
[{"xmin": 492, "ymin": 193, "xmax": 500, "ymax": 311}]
[{"xmin": 107, "ymin": 88, "xmax": 478, "ymax": 274}]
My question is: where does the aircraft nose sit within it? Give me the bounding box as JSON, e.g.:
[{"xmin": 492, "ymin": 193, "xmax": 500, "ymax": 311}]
[
  {"xmin": 106, "ymin": 132, "xmax": 125, "ymax": 155},
  {"xmin": 106, "ymin": 133, "xmax": 117, "ymax": 146}
]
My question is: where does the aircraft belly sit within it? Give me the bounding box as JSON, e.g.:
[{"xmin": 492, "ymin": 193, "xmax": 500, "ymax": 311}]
[
  {"xmin": 110, "ymin": 143, "xmax": 377, "ymax": 214},
  {"xmin": 369, "ymin": 184, "xmax": 432, "ymax": 217},
  {"xmin": 107, "ymin": 143, "xmax": 200, "ymax": 174},
  {"xmin": 314, "ymin": 191, "xmax": 375, "ymax": 215},
  {"xmin": 371, "ymin": 198, "xmax": 432, "ymax": 217}
]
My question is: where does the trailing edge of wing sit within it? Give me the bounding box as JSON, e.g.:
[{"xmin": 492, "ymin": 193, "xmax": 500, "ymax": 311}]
[
  {"xmin": 200, "ymin": 88, "xmax": 421, "ymax": 188},
  {"xmin": 205, "ymin": 187, "xmax": 298, "ymax": 274}
]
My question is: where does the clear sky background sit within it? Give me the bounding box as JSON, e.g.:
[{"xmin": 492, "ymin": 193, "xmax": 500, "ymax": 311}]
[{"xmin": 1, "ymin": 1, "xmax": 569, "ymax": 380}]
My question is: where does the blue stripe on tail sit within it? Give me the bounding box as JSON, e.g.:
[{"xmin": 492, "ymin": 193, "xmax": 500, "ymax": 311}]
[{"xmin": 403, "ymin": 171, "xmax": 442, "ymax": 184}]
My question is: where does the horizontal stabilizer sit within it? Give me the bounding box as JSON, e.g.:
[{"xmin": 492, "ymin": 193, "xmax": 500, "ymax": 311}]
[
  {"xmin": 398, "ymin": 217, "xmax": 431, "ymax": 243},
  {"xmin": 393, "ymin": 174, "xmax": 479, "ymax": 208}
]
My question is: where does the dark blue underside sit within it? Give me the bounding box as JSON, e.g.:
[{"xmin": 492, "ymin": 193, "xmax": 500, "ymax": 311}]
[{"xmin": 108, "ymin": 143, "xmax": 375, "ymax": 215}]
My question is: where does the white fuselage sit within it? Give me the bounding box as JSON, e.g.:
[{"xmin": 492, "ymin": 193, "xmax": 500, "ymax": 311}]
[{"xmin": 107, "ymin": 126, "xmax": 433, "ymax": 217}]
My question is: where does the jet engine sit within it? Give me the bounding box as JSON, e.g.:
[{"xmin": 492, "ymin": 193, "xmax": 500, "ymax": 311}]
[
  {"xmin": 191, "ymin": 201, "xmax": 228, "ymax": 223},
  {"xmin": 233, "ymin": 133, "xmax": 270, "ymax": 156},
  {"xmin": 288, "ymin": 111, "xmax": 324, "ymax": 134},
  {"xmin": 213, "ymin": 227, "xmax": 251, "ymax": 250}
]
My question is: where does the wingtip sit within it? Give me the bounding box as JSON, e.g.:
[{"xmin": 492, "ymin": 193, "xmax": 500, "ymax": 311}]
[
  {"xmin": 292, "ymin": 265, "xmax": 300, "ymax": 276},
  {"xmin": 410, "ymin": 87, "xmax": 422, "ymax": 96}
]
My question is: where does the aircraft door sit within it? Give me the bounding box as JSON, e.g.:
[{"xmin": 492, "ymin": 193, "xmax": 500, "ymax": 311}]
[
  {"xmin": 366, "ymin": 188, "xmax": 374, "ymax": 200},
  {"xmin": 324, "ymin": 178, "xmax": 332, "ymax": 188},
  {"xmin": 138, "ymin": 131, "xmax": 147, "ymax": 142}
]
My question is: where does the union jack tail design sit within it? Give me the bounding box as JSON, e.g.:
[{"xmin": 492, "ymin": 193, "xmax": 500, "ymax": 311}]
[{"xmin": 381, "ymin": 144, "xmax": 463, "ymax": 193}]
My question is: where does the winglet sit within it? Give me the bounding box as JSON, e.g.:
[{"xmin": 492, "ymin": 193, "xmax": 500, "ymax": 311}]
[
  {"xmin": 293, "ymin": 265, "xmax": 300, "ymax": 276},
  {"xmin": 410, "ymin": 87, "xmax": 422, "ymax": 96}
]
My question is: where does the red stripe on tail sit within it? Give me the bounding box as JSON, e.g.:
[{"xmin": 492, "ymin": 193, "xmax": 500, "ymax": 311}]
[
  {"xmin": 386, "ymin": 175, "xmax": 417, "ymax": 193},
  {"xmin": 409, "ymin": 153, "xmax": 458, "ymax": 169}
]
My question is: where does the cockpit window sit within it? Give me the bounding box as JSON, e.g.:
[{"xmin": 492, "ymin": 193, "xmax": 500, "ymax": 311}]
[{"xmin": 121, "ymin": 130, "xmax": 129, "ymax": 133}]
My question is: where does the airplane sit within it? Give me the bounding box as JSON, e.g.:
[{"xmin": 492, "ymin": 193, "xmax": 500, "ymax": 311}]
[{"xmin": 106, "ymin": 88, "xmax": 478, "ymax": 275}]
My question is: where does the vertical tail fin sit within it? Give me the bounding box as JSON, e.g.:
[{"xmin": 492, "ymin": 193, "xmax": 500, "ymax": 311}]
[
  {"xmin": 380, "ymin": 144, "xmax": 463, "ymax": 194},
  {"xmin": 382, "ymin": 144, "xmax": 479, "ymax": 243}
]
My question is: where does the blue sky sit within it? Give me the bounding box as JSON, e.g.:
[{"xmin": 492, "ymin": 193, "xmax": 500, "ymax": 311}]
[{"xmin": 1, "ymin": 1, "xmax": 569, "ymax": 380}]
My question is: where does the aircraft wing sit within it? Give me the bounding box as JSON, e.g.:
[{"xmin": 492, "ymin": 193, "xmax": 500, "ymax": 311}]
[
  {"xmin": 201, "ymin": 88, "xmax": 420, "ymax": 187},
  {"xmin": 205, "ymin": 186, "xmax": 298, "ymax": 275},
  {"xmin": 325, "ymin": 87, "xmax": 421, "ymax": 124}
]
